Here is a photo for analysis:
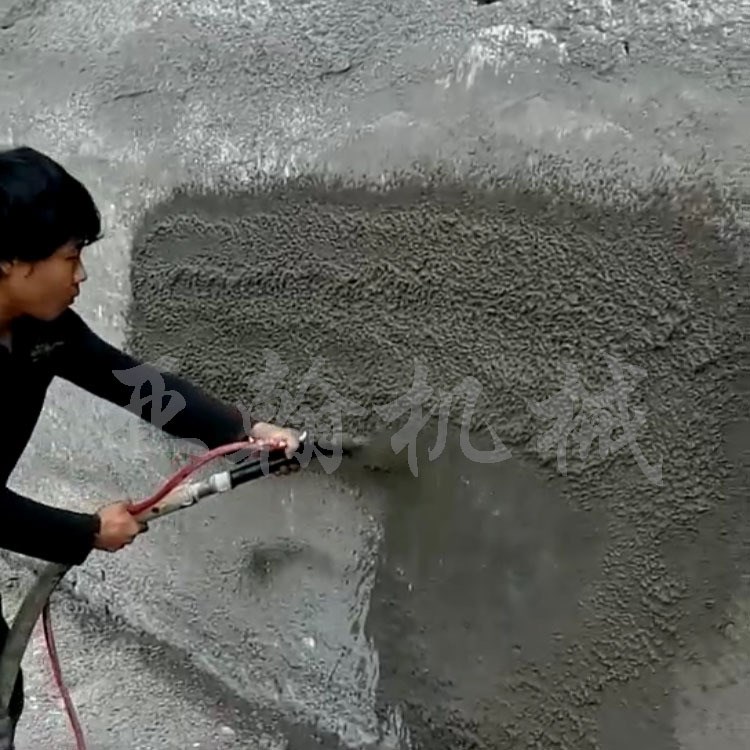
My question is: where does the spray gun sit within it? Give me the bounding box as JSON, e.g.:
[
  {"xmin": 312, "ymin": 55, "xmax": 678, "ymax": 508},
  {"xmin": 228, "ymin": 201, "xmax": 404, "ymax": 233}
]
[{"xmin": 0, "ymin": 429, "xmax": 361, "ymax": 750}]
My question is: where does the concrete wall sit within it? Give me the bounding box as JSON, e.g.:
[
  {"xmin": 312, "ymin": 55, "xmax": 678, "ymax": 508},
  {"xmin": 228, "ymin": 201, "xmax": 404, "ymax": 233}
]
[{"xmin": 3, "ymin": 1, "xmax": 750, "ymax": 748}]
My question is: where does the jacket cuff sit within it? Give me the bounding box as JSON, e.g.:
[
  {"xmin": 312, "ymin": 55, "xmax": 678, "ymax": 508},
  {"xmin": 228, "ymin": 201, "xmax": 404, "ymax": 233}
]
[{"xmin": 61, "ymin": 511, "xmax": 101, "ymax": 566}]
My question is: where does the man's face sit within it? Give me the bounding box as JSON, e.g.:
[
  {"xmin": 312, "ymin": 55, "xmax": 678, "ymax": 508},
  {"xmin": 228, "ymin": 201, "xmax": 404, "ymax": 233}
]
[{"xmin": 2, "ymin": 239, "xmax": 87, "ymax": 320}]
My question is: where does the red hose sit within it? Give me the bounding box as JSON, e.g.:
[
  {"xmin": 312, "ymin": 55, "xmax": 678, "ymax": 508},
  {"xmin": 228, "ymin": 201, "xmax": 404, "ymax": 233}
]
[{"xmin": 41, "ymin": 436, "xmax": 277, "ymax": 749}]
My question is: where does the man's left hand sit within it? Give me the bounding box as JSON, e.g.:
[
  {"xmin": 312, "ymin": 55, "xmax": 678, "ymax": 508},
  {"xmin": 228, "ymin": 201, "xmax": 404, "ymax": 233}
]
[{"xmin": 249, "ymin": 421, "xmax": 302, "ymax": 459}]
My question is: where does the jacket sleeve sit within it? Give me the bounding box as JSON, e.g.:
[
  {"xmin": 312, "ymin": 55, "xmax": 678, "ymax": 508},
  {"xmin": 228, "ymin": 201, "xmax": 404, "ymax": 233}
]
[
  {"xmin": 52, "ymin": 310, "xmax": 255, "ymax": 450},
  {"xmin": 0, "ymin": 486, "xmax": 101, "ymax": 566}
]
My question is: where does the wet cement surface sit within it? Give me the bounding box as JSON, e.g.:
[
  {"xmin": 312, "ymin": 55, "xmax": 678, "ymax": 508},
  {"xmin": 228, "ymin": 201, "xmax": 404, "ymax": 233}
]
[
  {"xmin": 126, "ymin": 181, "xmax": 750, "ymax": 749},
  {"xmin": 0, "ymin": 0, "xmax": 749, "ymax": 748}
]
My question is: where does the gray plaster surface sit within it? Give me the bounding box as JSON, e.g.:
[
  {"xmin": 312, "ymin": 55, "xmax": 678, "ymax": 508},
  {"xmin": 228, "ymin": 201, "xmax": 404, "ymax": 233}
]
[
  {"xmin": 0, "ymin": 0, "xmax": 749, "ymax": 748},
  {"xmin": 0, "ymin": 556, "xmax": 351, "ymax": 749}
]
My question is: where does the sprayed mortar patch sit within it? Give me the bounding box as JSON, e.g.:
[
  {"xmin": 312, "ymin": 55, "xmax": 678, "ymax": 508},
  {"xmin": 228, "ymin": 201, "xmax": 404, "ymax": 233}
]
[{"xmin": 126, "ymin": 173, "xmax": 749, "ymax": 748}]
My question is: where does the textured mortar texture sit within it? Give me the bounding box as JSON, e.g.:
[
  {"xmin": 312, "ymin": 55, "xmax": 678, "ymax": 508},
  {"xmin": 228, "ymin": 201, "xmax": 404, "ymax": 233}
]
[{"xmin": 127, "ymin": 171, "xmax": 750, "ymax": 749}]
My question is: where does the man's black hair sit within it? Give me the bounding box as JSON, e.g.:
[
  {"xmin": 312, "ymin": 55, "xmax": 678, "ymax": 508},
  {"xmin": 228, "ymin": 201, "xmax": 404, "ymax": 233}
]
[{"xmin": 0, "ymin": 146, "xmax": 102, "ymax": 263}]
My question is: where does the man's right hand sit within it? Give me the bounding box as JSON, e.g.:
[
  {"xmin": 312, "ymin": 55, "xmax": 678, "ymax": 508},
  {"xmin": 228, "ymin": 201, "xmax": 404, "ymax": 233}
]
[{"xmin": 93, "ymin": 500, "xmax": 147, "ymax": 552}]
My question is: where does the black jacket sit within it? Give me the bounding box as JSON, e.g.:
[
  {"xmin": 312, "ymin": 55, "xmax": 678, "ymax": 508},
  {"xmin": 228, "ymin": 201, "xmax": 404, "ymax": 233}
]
[{"xmin": 0, "ymin": 308, "xmax": 250, "ymax": 567}]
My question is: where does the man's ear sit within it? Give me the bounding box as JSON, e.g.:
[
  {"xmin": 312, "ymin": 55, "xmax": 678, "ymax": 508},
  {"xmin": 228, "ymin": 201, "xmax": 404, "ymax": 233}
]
[{"xmin": 0, "ymin": 259, "xmax": 30, "ymax": 278}]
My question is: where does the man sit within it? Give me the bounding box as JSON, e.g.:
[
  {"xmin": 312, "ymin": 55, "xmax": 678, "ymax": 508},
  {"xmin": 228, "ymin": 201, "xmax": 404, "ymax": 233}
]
[{"xmin": 0, "ymin": 145, "xmax": 300, "ymax": 743}]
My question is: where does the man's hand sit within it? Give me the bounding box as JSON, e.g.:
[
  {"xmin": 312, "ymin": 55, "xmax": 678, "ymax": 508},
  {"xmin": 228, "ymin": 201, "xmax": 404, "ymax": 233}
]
[
  {"xmin": 249, "ymin": 422, "xmax": 301, "ymax": 459},
  {"xmin": 93, "ymin": 500, "xmax": 147, "ymax": 552}
]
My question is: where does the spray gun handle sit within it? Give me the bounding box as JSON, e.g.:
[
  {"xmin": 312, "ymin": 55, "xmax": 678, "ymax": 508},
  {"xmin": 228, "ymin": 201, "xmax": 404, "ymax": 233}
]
[{"xmin": 131, "ymin": 431, "xmax": 311, "ymax": 524}]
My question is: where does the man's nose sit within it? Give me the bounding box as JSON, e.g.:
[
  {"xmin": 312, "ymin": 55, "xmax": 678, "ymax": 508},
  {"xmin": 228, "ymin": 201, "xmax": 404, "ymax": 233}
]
[{"xmin": 74, "ymin": 260, "xmax": 87, "ymax": 284}]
